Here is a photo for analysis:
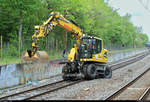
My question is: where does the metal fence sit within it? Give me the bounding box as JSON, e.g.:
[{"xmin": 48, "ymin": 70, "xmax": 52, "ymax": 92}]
[{"xmin": 0, "ymin": 39, "xmax": 146, "ymax": 65}]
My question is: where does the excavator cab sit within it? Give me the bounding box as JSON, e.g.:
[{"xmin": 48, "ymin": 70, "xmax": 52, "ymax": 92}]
[
  {"xmin": 80, "ymin": 36, "xmax": 102, "ymax": 59},
  {"xmin": 63, "ymin": 36, "xmax": 111, "ymax": 80}
]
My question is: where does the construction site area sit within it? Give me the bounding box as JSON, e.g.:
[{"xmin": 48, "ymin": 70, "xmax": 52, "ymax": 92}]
[{"xmin": 0, "ymin": 0, "xmax": 150, "ymax": 100}]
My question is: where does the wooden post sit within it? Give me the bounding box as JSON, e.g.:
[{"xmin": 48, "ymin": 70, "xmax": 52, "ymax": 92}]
[
  {"xmin": 46, "ymin": 36, "xmax": 48, "ymax": 51},
  {"xmin": 48, "ymin": 34, "xmax": 50, "ymax": 51},
  {"xmin": 56, "ymin": 39, "xmax": 58, "ymax": 52},
  {"xmin": 121, "ymin": 19, "xmax": 125, "ymax": 48},
  {"xmin": 132, "ymin": 35, "xmax": 135, "ymax": 48},
  {"xmin": 64, "ymin": 9, "xmax": 68, "ymax": 51},
  {"xmin": 18, "ymin": 35, "xmax": 20, "ymax": 59},
  {"xmin": 1, "ymin": 35, "xmax": 2, "ymax": 59}
]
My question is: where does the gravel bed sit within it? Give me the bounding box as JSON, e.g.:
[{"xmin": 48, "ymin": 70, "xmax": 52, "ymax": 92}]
[
  {"xmin": 32, "ymin": 54, "xmax": 150, "ymax": 100},
  {"xmin": 113, "ymin": 66, "xmax": 150, "ymax": 100},
  {"xmin": 0, "ymin": 75, "xmax": 62, "ymax": 97},
  {"xmin": 0, "ymin": 52, "xmax": 149, "ymax": 100}
]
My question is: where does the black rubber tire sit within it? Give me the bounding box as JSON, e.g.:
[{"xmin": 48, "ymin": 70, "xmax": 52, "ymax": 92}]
[
  {"xmin": 104, "ymin": 66, "xmax": 112, "ymax": 79},
  {"xmin": 62, "ymin": 65, "xmax": 68, "ymax": 74},
  {"xmin": 62, "ymin": 65, "xmax": 69, "ymax": 81},
  {"xmin": 86, "ymin": 64, "xmax": 97, "ymax": 80},
  {"xmin": 82, "ymin": 64, "xmax": 88, "ymax": 79},
  {"xmin": 62, "ymin": 74, "xmax": 71, "ymax": 81}
]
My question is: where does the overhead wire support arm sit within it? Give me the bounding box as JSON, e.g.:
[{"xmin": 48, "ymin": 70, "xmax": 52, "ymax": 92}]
[{"xmin": 138, "ymin": 0, "xmax": 150, "ymax": 13}]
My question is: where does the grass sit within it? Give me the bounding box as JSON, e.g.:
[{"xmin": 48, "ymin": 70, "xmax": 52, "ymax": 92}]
[
  {"xmin": 0, "ymin": 51, "xmax": 63, "ymax": 65},
  {"xmin": 0, "ymin": 47, "xmax": 146, "ymax": 65},
  {"xmin": 48, "ymin": 52, "xmax": 63, "ymax": 60},
  {"xmin": 0, "ymin": 57, "xmax": 21, "ymax": 65}
]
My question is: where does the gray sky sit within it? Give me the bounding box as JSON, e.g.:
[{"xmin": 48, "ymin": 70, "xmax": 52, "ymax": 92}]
[{"xmin": 108, "ymin": 0, "xmax": 150, "ymax": 40}]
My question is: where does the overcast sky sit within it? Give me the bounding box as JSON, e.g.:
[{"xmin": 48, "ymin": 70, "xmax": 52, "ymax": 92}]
[{"xmin": 107, "ymin": 0, "xmax": 150, "ymax": 40}]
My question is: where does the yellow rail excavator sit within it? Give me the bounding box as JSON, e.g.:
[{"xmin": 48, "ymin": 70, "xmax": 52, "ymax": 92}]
[{"xmin": 22, "ymin": 11, "xmax": 112, "ymax": 80}]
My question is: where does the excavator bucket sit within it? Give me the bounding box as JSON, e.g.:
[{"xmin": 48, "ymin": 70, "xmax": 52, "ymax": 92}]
[{"xmin": 22, "ymin": 50, "xmax": 49, "ymax": 62}]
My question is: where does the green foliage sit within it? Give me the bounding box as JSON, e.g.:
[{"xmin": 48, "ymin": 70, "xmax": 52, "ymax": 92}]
[
  {"xmin": 0, "ymin": 0, "xmax": 149, "ymax": 59},
  {"xmin": 0, "ymin": 0, "xmax": 48, "ymax": 42},
  {"xmin": 4, "ymin": 44, "xmax": 18, "ymax": 56}
]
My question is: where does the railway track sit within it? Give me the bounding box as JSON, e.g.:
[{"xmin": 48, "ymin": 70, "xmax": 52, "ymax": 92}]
[
  {"xmin": 138, "ymin": 87, "xmax": 150, "ymax": 100},
  {"xmin": 0, "ymin": 80, "xmax": 83, "ymax": 100},
  {"xmin": 0, "ymin": 51, "xmax": 149, "ymax": 100},
  {"xmin": 110, "ymin": 51, "xmax": 148, "ymax": 70},
  {"xmin": 105, "ymin": 66, "xmax": 150, "ymax": 100}
]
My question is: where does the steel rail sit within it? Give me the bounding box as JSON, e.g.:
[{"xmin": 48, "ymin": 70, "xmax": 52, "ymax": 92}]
[
  {"xmin": 105, "ymin": 67, "xmax": 150, "ymax": 100},
  {"xmin": 0, "ymin": 80, "xmax": 64, "ymax": 100},
  {"xmin": 138, "ymin": 87, "xmax": 150, "ymax": 100},
  {"xmin": 0, "ymin": 51, "xmax": 148, "ymax": 100}
]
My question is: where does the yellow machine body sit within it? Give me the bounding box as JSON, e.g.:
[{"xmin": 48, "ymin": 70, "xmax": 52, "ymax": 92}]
[
  {"xmin": 80, "ymin": 49, "xmax": 108, "ymax": 63},
  {"xmin": 22, "ymin": 11, "xmax": 108, "ymax": 64},
  {"xmin": 68, "ymin": 37, "xmax": 108, "ymax": 63},
  {"xmin": 22, "ymin": 11, "xmax": 112, "ymax": 80}
]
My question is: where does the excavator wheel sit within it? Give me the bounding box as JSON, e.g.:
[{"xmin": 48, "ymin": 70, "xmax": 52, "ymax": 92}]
[
  {"xmin": 83, "ymin": 64, "xmax": 97, "ymax": 80},
  {"xmin": 103, "ymin": 65, "xmax": 112, "ymax": 78},
  {"xmin": 22, "ymin": 51, "xmax": 49, "ymax": 62}
]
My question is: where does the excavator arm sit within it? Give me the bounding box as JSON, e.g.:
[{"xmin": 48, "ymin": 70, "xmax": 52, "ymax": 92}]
[
  {"xmin": 23, "ymin": 11, "xmax": 83, "ymax": 62},
  {"xmin": 22, "ymin": 11, "xmax": 111, "ymax": 80}
]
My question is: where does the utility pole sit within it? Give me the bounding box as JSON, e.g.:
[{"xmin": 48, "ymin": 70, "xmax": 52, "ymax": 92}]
[{"xmin": 64, "ymin": 9, "xmax": 68, "ymax": 51}]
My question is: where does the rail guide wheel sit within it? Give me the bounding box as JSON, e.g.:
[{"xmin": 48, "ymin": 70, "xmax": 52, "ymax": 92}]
[{"xmin": 62, "ymin": 65, "xmax": 70, "ymax": 81}]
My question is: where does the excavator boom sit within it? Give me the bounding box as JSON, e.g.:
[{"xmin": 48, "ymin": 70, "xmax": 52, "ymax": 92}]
[{"xmin": 22, "ymin": 11, "xmax": 83, "ymax": 62}]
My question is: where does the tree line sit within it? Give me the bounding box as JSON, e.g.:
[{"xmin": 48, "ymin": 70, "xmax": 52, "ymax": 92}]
[{"xmin": 0, "ymin": 0, "xmax": 149, "ymax": 57}]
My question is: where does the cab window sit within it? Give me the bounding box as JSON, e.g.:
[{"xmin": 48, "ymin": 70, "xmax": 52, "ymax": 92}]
[{"xmin": 97, "ymin": 40, "xmax": 102, "ymax": 53}]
